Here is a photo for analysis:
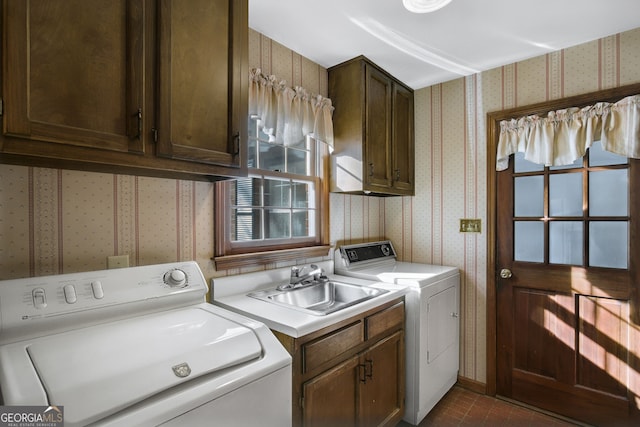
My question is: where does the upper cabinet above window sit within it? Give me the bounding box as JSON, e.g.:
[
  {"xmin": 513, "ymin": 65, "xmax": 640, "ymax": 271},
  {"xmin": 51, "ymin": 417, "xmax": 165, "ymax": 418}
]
[
  {"xmin": 1, "ymin": 0, "xmax": 248, "ymax": 180},
  {"xmin": 328, "ymin": 56, "xmax": 415, "ymax": 196}
]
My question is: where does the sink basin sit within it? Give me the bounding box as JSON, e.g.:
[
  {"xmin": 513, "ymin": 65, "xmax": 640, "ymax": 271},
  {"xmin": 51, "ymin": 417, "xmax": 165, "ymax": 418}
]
[{"xmin": 247, "ymin": 281, "xmax": 388, "ymax": 315}]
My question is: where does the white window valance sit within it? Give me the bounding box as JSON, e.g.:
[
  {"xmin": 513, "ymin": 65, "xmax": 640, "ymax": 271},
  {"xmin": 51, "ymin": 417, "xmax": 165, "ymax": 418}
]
[
  {"xmin": 496, "ymin": 94, "xmax": 640, "ymax": 171},
  {"xmin": 249, "ymin": 68, "xmax": 334, "ymax": 148}
]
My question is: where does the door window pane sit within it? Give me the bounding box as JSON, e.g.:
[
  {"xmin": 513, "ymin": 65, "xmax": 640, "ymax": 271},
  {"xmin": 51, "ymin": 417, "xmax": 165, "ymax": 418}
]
[
  {"xmin": 549, "ymin": 157, "xmax": 582, "ymax": 170},
  {"xmin": 589, "ymin": 222, "xmax": 628, "ymax": 269},
  {"xmin": 549, "ymin": 221, "xmax": 583, "ymax": 265},
  {"xmin": 589, "ymin": 170, "xmax": 628, "ymax": 216},
  {"xmin": 589, "ymin": 141, "xmax": 628, "ymax": 166},
  {"xmin": 514, "ymin": 221, "xmax": 544, "ymax": 262},
  {"xmin": 514, "ymin": 152, "xmax": 544, "ymax": 173},
  {"xmin": 515, "ymin": 176, "xmax": 544, "ymax": 217},
  {"xmin": 549, "ymin": 173, "xmax": 582, "ymax": 217}
]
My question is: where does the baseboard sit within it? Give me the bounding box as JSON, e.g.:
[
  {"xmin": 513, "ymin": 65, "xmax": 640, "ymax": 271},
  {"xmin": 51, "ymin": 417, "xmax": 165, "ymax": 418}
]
[{"xmin": 456, "ymin": 375, "xmax": 487, "ymax": 394}]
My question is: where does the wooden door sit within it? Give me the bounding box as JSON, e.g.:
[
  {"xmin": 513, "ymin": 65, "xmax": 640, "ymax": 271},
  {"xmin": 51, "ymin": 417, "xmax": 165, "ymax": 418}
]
[
  {"xmin": 496, "ymin": 146, "xmax": 640, "ymax": 426},
  {"xmin": 364, "ymin": 65, "xmax": 392, "ymax": 192},
  {"xmin": 391, "ymin": 83, "xmax": 414, "ymax": 195},
  {"xmin": 156, "ymin": 0, "xmax": 247, "ymax": 169},
  {"xmin": 3, "ymin": 0, "xmax": 143, "ymax": 153},
  {"xmin": 359, "ymin": 331, "xmax": 404, "ymax": 427},
  {"xmin": 302, "ymin": 357, "xmax": 359, "ymax": 427}
]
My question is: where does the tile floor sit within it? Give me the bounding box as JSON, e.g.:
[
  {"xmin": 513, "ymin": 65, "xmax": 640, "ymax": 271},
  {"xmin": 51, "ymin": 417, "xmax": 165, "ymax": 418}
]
[{"xmin": 398, "ymin": 386, "xmax": 582, "ymax": 426}]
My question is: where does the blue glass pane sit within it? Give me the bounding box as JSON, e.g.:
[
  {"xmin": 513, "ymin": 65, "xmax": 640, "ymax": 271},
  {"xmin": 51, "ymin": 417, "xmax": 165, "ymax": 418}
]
[
  {"xmin": 549, "ymin": 221, "xmax": 583, "ymax": 265},
  {"xmin": 514, "ymin": 221, "xmax": 544, "ymax": 262}
]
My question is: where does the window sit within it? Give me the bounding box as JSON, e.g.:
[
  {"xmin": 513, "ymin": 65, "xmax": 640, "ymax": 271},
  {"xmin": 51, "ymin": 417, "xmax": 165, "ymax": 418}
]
[
  {"xmin": 512, "ymin": 141, "xmax": 630, "ymax": 269},
  {"xmin": 215, "ymin": 116, "xmax": 330, "ymax": 269}
]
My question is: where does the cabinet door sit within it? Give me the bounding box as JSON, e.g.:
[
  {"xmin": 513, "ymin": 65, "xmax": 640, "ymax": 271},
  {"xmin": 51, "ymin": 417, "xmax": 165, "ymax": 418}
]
[
  {"xmin": 302, "ymin": 356, "xmax": 359, "ymax": 427},
  {"xmin": 359, "ymin": 331, "xmax": 404, "ymax": 427},
  {"xmin": 157, "ymin": 0, "xmax": 247, "ymax": 169},
  {"xmin": 3, "ymin": 0, "xmax": 143, "ymax": 153},
  {"xmin": 364, "ymin": 65, "xmax": 392, "ymax": 192},
  {"xmin": 391, "ymin": 84, "xmax": 414, "ymax": 195}
]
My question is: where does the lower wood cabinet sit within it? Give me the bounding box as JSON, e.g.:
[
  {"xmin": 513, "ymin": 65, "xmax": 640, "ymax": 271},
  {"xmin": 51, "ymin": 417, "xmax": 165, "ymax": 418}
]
[{"xmin": 274, "ymin": 298, "xmax": 405, "ymax": 427}]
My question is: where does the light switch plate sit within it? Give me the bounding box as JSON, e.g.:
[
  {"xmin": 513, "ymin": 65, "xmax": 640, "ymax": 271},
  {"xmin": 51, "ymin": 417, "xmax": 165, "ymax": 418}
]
[
  {"xmin": 107, "ymin": 254, "xmax": 129, "ymax": 269},
  {"xmin": 460, "ymin": 219, "xmax": 481, "ymax": 233}
]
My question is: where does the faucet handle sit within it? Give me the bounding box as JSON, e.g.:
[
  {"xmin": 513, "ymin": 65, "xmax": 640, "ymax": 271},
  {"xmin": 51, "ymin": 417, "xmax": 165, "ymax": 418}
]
[{"xmin": 290, "ymin": 266, "xmax": 300, "ymax": 278}]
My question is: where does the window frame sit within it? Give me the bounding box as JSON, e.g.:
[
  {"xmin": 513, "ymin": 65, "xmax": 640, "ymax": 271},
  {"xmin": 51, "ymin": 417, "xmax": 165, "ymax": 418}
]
[{"xmin": 214, "ymin": 127, "xmax": 330, "ymax": 270}]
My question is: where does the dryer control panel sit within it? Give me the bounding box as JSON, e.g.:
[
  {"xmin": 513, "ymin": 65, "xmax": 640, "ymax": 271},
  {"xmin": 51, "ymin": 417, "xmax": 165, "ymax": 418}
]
[
  {"xmin": 0, "ymin": 261, "xmax": 208, "ymax": 345},
  {"xmin": 337, "ymin": 240, "xmax": 397, "ymax": 267}
]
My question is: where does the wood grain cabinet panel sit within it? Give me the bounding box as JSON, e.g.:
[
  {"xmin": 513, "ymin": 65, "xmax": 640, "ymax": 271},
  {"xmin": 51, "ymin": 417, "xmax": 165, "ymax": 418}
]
[
  {"xmin": 275, "ymin": 297, "xmax": 405, "ymax": 427},
  {"xmin": 328, "ymin": 56, "xmax": 414, "ymax": 196},
  {"xmin": 156, "ymin": 0, "xmax": 247, "ymax": 169},
  {"xmin": 3, "ymin": 0, "xmax": 143, "ymax": 153},
  {"xmin": 1, "ymin": 0, "xmax": 248, "ymax": 180}
]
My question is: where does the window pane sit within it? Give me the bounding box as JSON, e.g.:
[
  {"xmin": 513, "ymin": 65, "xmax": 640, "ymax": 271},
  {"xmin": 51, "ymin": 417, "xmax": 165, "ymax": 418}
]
[
  {"xmin": 515, "ymin": 176, "xmax": 544, "ymax": 217},
  {"xmin": 265, "ymin": 210, "xmax": 290, "ymax": 239},
  {"xmin": 589, "ymin": 170, "xmax": 628, "ymax": 216},
  {"xmin": 514, "ymin": 152, "xmax": 544, "ymax": 173},
  {"xmin": 288, "ymin": 147, "xmax": 309, "ymax": 175},
  {"xmin": 589, "ymin": 141, "xmax": 628, "ymax": 166},
  {"xmin": 292, "ymin": 182, "xmax": 313, "ymax": 208},
  {"xmin": 259, "ymin": 143, "xmax": 286, "ymax": 171},
  {"xmin": 247, "ymin": 138, "xmax": 257, "ymax": 168},
  {"xmin": 549, "ymin": 173, "xmax": 582, "ymax": 217},
  {"xmin": 232, "ymin": 208, "xmax": 261, "ymax": 241},
  {"xmin": 589, "ymin": 221, "xmax": 628, "ymax": 269},
  {"xmin": 232, "ymin": 178, "xmax": 260, "ymax": 207},
  {"xmin": 514, "ymin": 221, "xmax": 544, "ymax": 262},
  {"xmin": 264, "ymin": 179, "xmax": 290, "ymax": 208},
  {"xmin": 293, "ymin": 210, "xmax": 315, "ymax": 237},
  {"xmin": 549, "ymin": 221, "xmax": 583, "ymax": 265}
]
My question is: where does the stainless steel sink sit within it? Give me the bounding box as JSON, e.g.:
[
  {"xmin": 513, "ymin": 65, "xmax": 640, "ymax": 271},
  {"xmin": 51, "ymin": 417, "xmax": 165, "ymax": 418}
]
[{"xmin": 247, "ymin": 281, "xmax": 388, "ymax": 315}]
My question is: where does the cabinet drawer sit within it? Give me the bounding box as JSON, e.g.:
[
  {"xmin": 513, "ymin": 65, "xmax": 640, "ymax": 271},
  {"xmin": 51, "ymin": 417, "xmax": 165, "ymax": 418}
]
[
  {"xmin": 303, "ymin": 321, "xmax": 364, "ymax": 373},
  {"xmin": 366, "ymin": 302, "xmax": 404, "ymax": 339}
]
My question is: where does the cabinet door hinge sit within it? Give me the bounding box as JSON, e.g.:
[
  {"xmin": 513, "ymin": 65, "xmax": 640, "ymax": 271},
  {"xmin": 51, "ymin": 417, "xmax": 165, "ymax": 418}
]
[
  {"xmin": 152, "ymin": 128, "xmax": 158, "ymax": 143},
  {"xmin": 299, "ymin": 396, "xmax": 305, "ymax": 409},
  {"xmin": 0, "ymin": 99, "xmax": 3, "ymax": 116}
]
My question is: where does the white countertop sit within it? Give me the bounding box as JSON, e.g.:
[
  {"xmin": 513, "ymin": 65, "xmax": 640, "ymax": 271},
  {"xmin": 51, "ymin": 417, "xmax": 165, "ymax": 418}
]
[{"xmin": 212, "ymin": 264, "xmax": 408, "ymax": 338}]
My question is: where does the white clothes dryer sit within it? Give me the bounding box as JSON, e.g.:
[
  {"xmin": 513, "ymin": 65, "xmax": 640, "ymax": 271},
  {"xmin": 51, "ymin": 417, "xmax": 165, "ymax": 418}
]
[{"xmin": 335, "ymin": 241, "xmax": 459, "ymax": 426}]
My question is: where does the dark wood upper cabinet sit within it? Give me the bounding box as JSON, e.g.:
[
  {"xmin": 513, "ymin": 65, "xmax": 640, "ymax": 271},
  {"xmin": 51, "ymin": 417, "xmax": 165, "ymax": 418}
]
[
  {"xmin": 329, "ymin": 56, "xmax": 415, "ymax": 196},
  {"xmin": 156, "ymin": 0, "xmax": 247, "ymax": 169},
  {"xmin": 1, "ymin": 0, "xmax": 248, "ymax": 180},
  {"xmin": 3, "ymin": 0, "xmax": 144, "ymax": 153}
]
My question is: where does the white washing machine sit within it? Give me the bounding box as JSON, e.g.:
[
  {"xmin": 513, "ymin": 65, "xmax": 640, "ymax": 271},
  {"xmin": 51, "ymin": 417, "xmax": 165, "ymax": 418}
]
[
  {"xmin": 335, "ymin": 241, "xmax": 459, "ymax": 426},
  {"xmin": 0, "ymin": 261, "xmax": 292, "ymax": 427}
]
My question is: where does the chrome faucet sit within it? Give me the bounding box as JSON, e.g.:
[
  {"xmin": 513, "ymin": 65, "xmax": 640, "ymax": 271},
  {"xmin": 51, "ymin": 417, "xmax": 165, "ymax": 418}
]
[
  {"xmin": 276, "ymin": 264, "xmax": 326, "ymax": 291},
  {"xmin": 290, "ymin": 264, "xmax": 324, "ymax": 286}
]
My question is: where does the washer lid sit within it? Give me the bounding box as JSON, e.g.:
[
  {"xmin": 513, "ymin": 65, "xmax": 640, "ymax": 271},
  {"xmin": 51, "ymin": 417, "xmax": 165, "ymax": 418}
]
[{"xmin": 26, "ymin": 307, "xmax": 262, "ymax": 426}]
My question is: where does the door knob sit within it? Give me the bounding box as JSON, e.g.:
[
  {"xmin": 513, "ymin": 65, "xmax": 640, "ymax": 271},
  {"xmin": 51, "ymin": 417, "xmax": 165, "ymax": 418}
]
[{"xmin": 500, "ymin": 268, "xmax": 513, "ymax": 279}]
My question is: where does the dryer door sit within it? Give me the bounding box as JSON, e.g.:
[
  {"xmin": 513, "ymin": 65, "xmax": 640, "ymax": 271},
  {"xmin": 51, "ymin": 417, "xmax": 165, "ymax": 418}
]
[{"xmin": 426, "ymin": 285, "xmax": 458, "ymax": 363}]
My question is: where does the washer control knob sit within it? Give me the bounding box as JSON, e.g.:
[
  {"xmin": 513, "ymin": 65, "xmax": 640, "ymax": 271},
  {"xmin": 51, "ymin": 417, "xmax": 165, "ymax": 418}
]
[{"xmin": 164, "ymin": 269, "xmax": 188, "ymax": 288}]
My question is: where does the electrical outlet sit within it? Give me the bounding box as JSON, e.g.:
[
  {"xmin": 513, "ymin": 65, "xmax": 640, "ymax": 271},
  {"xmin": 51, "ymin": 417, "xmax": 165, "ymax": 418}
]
[
  {"xmin": 107, "ymin": 254, "xmax": 129, "ymax": 269},
  {"xmin": 460, "ymin": 219, "xmax": 481, "ymax": 233}
]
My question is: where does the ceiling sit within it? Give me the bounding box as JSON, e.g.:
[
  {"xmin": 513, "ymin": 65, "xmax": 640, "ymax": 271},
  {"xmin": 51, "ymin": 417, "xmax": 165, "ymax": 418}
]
[{"xmin": 249, "ymin": 0, "xmax": 640, "ymax": 89}]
